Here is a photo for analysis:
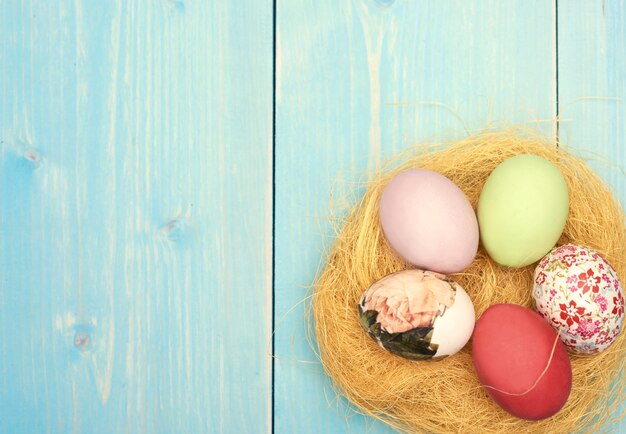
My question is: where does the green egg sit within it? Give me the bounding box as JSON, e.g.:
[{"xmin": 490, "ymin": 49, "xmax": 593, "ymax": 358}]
[{"xmin": 477, "ymin": 154, "xmax": 569, "ymax": 267}]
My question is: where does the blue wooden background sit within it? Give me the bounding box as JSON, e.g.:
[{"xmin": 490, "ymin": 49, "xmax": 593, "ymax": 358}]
[{"xmin": 1, "ymin": 1, "xmax": 624, "ymax": 433}]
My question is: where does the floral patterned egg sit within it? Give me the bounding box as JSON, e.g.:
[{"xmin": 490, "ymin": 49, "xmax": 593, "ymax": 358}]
[
  {"xmin": 532, "ymin": 244, "xmax": 625, "ymax": 354},
  {"xmin": 357, "ymin": 269, "xmax": 475, "ymax": 361}
]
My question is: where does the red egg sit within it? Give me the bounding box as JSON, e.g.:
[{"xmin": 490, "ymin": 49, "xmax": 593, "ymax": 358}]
[{"xmin": 472, "ymin": 304, "xmax": 572, "ymax": 420}]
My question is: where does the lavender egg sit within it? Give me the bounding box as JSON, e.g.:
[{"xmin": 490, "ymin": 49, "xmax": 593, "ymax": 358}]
[{"xmin": 379, "ymin": 169, "xmax": 479, "ymax": 274}]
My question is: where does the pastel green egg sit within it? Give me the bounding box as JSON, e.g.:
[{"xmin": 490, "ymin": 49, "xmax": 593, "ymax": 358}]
[{"xmin": 477, "ymin": 154, "xmax": 569, "ymax": 267}]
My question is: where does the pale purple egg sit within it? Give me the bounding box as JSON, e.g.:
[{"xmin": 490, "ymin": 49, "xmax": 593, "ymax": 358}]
[{"xmin": 379, "ymin": 169, "xmax": 479, "ymax": 274}]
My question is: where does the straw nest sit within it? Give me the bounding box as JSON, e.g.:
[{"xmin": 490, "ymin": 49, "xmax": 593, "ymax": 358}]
[{"xmin": 312, "ymin": 130, "xmax": 626, "ymax": 433}]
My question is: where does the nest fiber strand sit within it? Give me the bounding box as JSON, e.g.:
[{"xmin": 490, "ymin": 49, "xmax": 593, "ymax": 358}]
[{"xmin": 313, "ymin": 131, "xmax": 626, "ymax": 434}]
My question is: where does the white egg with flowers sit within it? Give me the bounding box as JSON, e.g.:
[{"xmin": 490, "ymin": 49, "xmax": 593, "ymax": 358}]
[
  {"xmin": 357, "ymin": 269, "xmax": 475, "ymax": 361},
  {"xmin": 532, "ymin": 244, "xmax": 625, "ymax": 354}
]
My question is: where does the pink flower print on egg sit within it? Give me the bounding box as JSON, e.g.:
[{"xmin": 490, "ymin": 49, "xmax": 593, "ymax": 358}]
[
  {"xmin": 581, "ymin": 344, "xmax": 599, "ymax": 354},
  {"xmin": 563, "ymin": 244, "xmax": 577, "ymax": 253},
  {"xmin": 559, "ymin": 300, "xmax": 585, "ymax": 327},
  {"xmin": 561, "ymin": 254, "xmax": 577, "ymax": 267},
  {"xmin": 612, "ymin": 292, "xmax": 624, "ymax": 317},
  {"xmin": 535, "ymin": 272, "xmax": 547, "ymax": 285},
  {"xmin": 576, "ymin": 319, "xmax": 599, "ymax": 340},
  {"xmin": 597, "ymin": 330, "xmax": 610, "ymax": 345},
  {"xmin": 577, "ymin": 269, "xmax": 601, "ymax": 294},
  {"xmin": 357, "ymin": 269, "xmax": 476, "ymax": 361},
  {"xmin": 595, "ymin": 295, "xmax": 608, "ymax": 313},
  {"xmin": 360, "ymin": 270, "xmax": 454, "ymax": 334}
]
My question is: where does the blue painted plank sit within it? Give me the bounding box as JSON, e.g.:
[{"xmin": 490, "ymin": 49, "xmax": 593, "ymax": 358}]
[
  {"xmin": 0, "ymin": 1, "xmax": 273, "ymax": 433},
  {"xmin": 557, "ymin": 1, "xmax": 626, "ymax": 431},
  {"xmin": 558, "ymin": 0, "xmax": 625, "ymax": 210},
  {"xmin": 275, "ymin": 1, "xmax": 555, "ymax": 432}
]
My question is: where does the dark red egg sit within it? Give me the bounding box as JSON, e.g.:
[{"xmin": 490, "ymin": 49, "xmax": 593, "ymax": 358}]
[{"xmin": 472, "ymin": 304, "xmax": 572, "ymax": 420}]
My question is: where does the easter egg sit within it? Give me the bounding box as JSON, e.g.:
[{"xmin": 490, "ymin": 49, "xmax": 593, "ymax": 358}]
[
  {"xmin": 379, "ymin": 169, "xmax": 479, "ymax": 274},
  {"xmin": 533, "ymin": 244, "xmax": 625, "ymax": 354},
  {"xmin": 472, "ymin": 304, "xmax": 572, "ymax": 420},
  {"xmin": 358, "ymin": 269, "xmax": 475, "ymax": 361},
  {"xmin": 477, "ymin": 154, "xmax": 569, "ymax": 267}
]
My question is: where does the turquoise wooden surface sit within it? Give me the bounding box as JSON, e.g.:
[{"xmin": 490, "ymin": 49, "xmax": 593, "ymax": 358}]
[
  {"xmin": 275, "ymin": 0, "xmax": 624, "ymax": 433},
  {"xmin": 275, "ymin": 1, "xmax": 554, "ymax": 433},
  {"xmin": 0, "ymin": 1, "xmax": 273, "ymax": 433},
  {"xmin": 558, "ymin": 0, "xmax": 625, "ymax": 209},
  {"xmin": 1, "ymin": 1, "xmax": 625, "ymax": 434}
]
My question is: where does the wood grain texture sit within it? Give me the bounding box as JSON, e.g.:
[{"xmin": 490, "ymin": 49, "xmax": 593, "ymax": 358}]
[
  {"xmin": 558, "ymin": 1, "xmax": 626, "ymax": 429},
  {"xmin": 2, "ymin": 1, "xmax": 625, "ymax": 433},
  {"xmin": 275, "ymin": 1, "xmax": 556, "ymax": 432},
  {"xmin": 558, "ymin": 0, "xmax": 625, "ymax": 209},
  {"xmin": 0, "ymin": 1, "xmax": 273, "ymax": 433}
]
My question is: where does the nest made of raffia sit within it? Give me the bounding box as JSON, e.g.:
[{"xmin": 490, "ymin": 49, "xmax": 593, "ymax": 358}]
[{"xmin": 312, "ymin": 130, "xmax": 626, "ymax": 433}]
